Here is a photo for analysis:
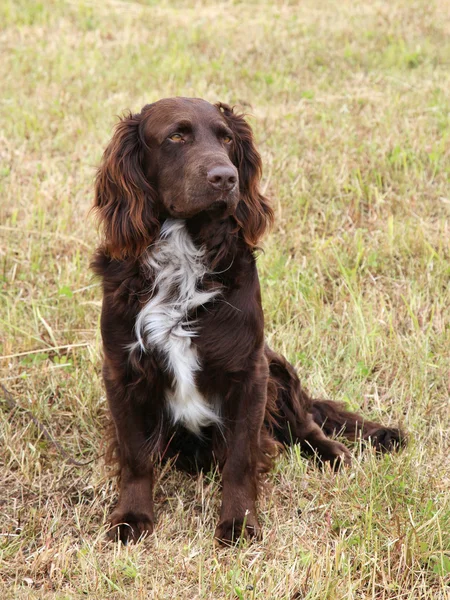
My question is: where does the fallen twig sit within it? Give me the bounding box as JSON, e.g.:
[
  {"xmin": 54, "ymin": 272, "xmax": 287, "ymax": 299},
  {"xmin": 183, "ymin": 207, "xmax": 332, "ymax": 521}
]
[
  {"xmin": 0, "ymin": 383, "xmax": 97, "ymax": 467},
  {"xmin": 0, "ymin": 342, "xmax": 90, "ymax": 361}
]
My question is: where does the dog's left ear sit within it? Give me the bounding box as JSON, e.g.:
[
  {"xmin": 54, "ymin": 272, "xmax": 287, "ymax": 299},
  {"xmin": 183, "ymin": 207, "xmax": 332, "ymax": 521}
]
[{"xmin": 217, "ymin": 103, "xmax": 273, "ymax": 247}]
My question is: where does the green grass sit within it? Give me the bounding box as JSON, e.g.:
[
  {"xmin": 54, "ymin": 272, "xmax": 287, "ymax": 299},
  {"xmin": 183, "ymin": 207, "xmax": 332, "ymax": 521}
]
[{"xmin": 1, "ymin": 0, "xmax": 449, "ymax": 598}]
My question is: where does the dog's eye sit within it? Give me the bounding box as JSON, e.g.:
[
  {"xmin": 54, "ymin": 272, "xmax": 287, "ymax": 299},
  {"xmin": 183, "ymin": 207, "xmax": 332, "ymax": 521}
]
[
  {"xmin": 169, "ymin": 133, "xmax": 184, "ymax": 142},
  {"xmin": 223, "ymin": 135, "xmax": 232, "ymax": 144}
]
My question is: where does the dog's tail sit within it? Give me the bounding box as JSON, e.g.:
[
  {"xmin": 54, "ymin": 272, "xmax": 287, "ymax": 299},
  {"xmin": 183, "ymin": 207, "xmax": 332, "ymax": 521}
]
[{"xmin": 265, "ymin": 346, "xmax": 405, "ymax": 452}]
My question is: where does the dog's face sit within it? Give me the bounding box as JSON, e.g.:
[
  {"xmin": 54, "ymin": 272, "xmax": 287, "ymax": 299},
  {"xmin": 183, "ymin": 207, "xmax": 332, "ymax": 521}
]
[
  {"xmin": 94, "ymin": 97, "xmax": 272, "ymax": 259},
  {"xmin": 142, "ymin": 98, "xmax": 239, "ymax": 218}
]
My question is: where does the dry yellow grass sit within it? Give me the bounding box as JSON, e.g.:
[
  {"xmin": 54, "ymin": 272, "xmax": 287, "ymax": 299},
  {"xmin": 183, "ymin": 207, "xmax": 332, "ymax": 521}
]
[{"xmin": 1, "ymin": 1, "xmax": 449, "ymax": 598}]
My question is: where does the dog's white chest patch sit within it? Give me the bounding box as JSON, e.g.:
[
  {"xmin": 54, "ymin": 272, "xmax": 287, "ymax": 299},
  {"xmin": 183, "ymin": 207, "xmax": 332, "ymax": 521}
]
[{"xmin": 132, "ymin": 219, "xmax": 220, "ymax": 434}]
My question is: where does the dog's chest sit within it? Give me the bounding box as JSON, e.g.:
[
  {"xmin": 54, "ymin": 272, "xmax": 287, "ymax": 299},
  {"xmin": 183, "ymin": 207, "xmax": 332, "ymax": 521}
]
[{"xmin": 132, "ymin": 219, "xmax": 221, "ymax": 433}]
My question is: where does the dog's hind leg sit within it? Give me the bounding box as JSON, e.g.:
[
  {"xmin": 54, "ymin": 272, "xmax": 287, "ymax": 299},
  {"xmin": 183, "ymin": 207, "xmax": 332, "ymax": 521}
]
[{"xmin": 265, "ymin": 345, "xmax": 405, "ymax": 463}]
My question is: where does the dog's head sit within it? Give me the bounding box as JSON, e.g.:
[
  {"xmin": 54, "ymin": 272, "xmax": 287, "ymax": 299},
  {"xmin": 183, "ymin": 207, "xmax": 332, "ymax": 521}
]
[{"xmin": 94, "ymin": 97, "xmax": 272, "ymax": 259}]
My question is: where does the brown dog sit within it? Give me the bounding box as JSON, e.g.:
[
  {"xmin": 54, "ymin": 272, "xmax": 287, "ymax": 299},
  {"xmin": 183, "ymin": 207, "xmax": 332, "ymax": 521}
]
[{"xmin": 92, "ymin": 97, "xmax": 404, "ymax": 544}]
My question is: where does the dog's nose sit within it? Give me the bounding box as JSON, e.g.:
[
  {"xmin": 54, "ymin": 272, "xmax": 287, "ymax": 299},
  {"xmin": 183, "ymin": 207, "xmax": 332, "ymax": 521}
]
[{"xmin": 207, "ymin": 166, "xmax": 237, "ymax": 191}]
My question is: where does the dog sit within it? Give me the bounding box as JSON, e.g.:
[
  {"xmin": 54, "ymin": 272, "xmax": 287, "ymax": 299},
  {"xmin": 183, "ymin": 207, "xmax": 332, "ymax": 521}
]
[{"xmin": 92, "ymin": 97, "xmax": 404, "ymax": 544}]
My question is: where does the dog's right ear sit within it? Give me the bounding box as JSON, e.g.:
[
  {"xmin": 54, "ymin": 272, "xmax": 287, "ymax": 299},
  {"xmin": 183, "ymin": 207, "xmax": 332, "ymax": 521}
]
[{"xmin": 94, "ymin": 111, "xmax": 159, "ymax": 260}]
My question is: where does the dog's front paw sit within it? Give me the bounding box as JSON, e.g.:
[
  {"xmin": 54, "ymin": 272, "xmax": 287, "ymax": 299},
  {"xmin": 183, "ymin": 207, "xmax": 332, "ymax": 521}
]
[
  {"xmin": 214, "ymin": 515, "xmax": 261, "ymax": 546},
  {"xmin": 107, "ymin": 509, "xmax": 154, "ymax": 544}
]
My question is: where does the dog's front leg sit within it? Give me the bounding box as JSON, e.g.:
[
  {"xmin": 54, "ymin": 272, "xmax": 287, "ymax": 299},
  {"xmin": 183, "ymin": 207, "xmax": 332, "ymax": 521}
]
[
  {"xmin": 215, "ymin": 354, "xmax": 268, "ymax": 545},
  {"xmin": 103, "ymin": 359, "xmax": 155, "ymax": 544}
]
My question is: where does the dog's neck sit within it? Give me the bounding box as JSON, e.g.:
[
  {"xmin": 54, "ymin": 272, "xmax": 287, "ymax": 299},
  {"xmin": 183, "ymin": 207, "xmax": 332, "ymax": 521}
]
[{"xmin": 184, "ymin": 213, "xmax": 242, "ymax": 270}]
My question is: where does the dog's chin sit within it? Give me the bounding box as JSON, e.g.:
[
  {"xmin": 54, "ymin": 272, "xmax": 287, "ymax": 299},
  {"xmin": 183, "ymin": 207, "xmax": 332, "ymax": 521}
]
[
  {"xmin": 167, "ymin": 192, "xmax": 238, "ymax": 219},
  {"xmin": 205, "ymin": 199, "xmax": 236, "ymax": 217}
]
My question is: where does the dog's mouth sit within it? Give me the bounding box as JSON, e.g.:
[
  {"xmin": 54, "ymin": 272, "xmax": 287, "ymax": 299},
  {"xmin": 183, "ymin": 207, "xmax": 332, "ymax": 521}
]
[
  {"xmin": 206, "ymin": 199, "xmax": 232, "ymax": 215},
  {"xmin": 207, "ymin": 187, "xmax": 239, "ymax": 214},
  {"xmin": 168, "ymin": 189, "xmax": 238, "ymax": 219}
]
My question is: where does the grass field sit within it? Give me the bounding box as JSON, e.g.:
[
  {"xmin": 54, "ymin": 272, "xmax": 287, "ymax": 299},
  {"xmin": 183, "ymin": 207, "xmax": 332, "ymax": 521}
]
[{"xmin": 1, "ymin": 0, "xmax": 449, "ymax": 598}]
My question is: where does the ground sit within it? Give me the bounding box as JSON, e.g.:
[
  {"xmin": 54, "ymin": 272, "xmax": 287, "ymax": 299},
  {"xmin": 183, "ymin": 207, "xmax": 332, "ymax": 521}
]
[{"xmin": 0, "ymin": 1, "xmax": 449, "ymax": 598}]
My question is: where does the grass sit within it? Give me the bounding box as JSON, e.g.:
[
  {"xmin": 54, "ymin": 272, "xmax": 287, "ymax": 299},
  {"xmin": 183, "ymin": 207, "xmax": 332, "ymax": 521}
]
[{"xmin": 1, "ymin": 0, "xmax": 449, "ymax": 597}]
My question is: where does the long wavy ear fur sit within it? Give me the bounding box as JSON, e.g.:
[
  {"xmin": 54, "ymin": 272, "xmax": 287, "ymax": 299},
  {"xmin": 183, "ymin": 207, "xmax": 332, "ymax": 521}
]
[
  {"xmin": 217, "ymin": 103, "xmax": 273, "ymax": 247},
  {"xmin": 94, "ymin": 111, "xmax": 159, "ymax": 260}
]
